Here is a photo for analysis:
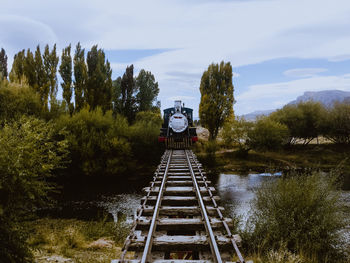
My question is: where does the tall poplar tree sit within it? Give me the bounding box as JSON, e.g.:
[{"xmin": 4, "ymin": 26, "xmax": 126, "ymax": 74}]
[
  {"xmin": 43, "ymin": 44, "xmax": 59, "ymax": 107},
  {"xmin": 9, "ymin": 50, "xmax": 25, "ymax": 82},
  {"xmin": 0, "ymin": 48, "xmax": 8, "ymax": 79},
  {"xmin": 120, "ymin": 64, "xmax": 137, "ymax": 123},
  {"xmin": 112, "ymin": 76, "xmax": 122, "ymax": 114},
  {"xmin": 86, "ymin": 45, "xmax": 112, "ymax": 111},
  {"xmin": 199, "ymin": 61, "xmax": 234, "ymax": 140},
  {"xmin": 73, "ymin": 42, "xmax": 87, "ymax": 111},
  {"xmin": 34, "ymin": 45, "xmax": 49, "ymax": 109},
  {"xmin": 23, "ymin": 49, "xmax": 36, "ymax": 87},
  {"xmin": 135, "ymin": 69, "xmax": 159, "ymax": 112},
  {"xmin": 59, "ymin": 44, "xmax": 73, "ymax": 114}
]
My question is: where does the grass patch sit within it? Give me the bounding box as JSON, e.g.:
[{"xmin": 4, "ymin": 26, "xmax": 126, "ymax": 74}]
[{"xmin": 24, "ymin": 217, "xmax": 132, "ymax": 262}]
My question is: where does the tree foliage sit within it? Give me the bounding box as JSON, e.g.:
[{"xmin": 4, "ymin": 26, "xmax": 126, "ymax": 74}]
[
  {"xmin": 34, "ymin": 45, "xmax": 49, "ymax": 109},
  {"xmin": 56, "ymin": 108, "xmax": 132, "ymax": 176},
  {"xmin": 9, "ymin": 50, "xmax": 25, "ymax": 82},
  {"xmin": 199, "ymin": 61, "xmax": 234, "ymax": 140},
  {"xmin": 325, "ymin": 102, "xmax": 350, "ymax": 144},
  {"xmin": 0, "ymin": 48, "xmax": 8, "ymax": 79},
  {"xmin": 271, "ymin": 101, "xmax": 327, "ymax": 144},
  {"xmin": 73, "ymin": 42, "xmax": 87, "ymax": 111},
  {"xmin": 86, "ymin": 45, "xmax": 112, "ymax": 112},
  {"xmin": 43, "ymin": 44, "xmax": 59, "ymax": 107},
  {"xmin": 129, "ymin": 110, "xmax": 163, "ymax": 162},
  {"xmin": 135, "ymin": 69, "xmax": 159, "ymax": 112},
  {"xmin": 221, "ymin": 116, "xmax": 253, "ymax": 152},
  {"xmin": 246, "ymin": 172, "xmax": 346, "ymax": 261},
  {"xmin": 0, "ymin": 79, "xmax": 43, "ymax": 121},
  {"xmin": 247, "ymin": 117, "xmax": 289, "ymax": 151},
  {"xmin": 0, "ymin": 116, "xmax": 68, "ymax": 262},
  {"xmin": 120, "ymin": 64, "xmax": 137, "ymax": 123},
  {"xmin": 59, "ymin": 44, "xmax": 73, "ymax": 114}
]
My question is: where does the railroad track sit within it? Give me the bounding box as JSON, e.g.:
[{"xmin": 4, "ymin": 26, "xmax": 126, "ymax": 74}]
[{"xmin": 114, "ymin": 149, "xmax": 245, "ymax": 263}]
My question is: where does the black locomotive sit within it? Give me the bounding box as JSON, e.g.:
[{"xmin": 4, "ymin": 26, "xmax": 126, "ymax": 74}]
[{"xmin": 159, "ymin": 101, "xmax": 198, "ymax": 148}]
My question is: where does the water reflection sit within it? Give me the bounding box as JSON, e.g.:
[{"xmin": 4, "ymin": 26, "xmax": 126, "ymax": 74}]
[
  {"xmin": 216, "ymin": 173, "xmax": 281, "ymax": 222},
  {"xmin": 97, "ymin": 193, "xmax": 143, "ymax": 223}
]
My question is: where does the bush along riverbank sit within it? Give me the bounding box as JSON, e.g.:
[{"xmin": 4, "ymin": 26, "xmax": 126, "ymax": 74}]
[{"xmin": 236, "ymin": 171, "xmax": 349, "ymax": 263}]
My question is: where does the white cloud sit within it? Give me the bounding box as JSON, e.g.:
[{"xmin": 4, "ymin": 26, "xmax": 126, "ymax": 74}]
[
  {"xmin": 328, "ymin": 54, "xmax": 350, "ymax": 62},
  {"xmin": 0, "ymin": 15, "xmax": 57, "ymax": 66},
  {"xmin": 236, "ymin": 73, "xmax": 350, "ymax": 115},
  {"xmin": 283, "ymin": 68, "xmax": 328, "ymax": 78},
  {"xmin": 2, "ymin": 0, "xmax": 350, "ymax": 116}
]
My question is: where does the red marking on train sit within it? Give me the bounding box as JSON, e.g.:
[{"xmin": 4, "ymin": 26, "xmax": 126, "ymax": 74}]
[{"xmin": 158, "ymin": 137, "xmax": 166, "ymax": 142}]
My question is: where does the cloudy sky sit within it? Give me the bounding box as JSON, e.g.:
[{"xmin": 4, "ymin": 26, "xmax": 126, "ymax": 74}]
[{"xmin": 1, "ymin": 0, "xmax": 350, "ymax": 116}]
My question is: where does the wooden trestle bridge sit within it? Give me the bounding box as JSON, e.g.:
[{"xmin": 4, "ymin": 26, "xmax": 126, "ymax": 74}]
[{"xmin": 114, "ymin": 149, "xmax": 245, "ymax": 263}]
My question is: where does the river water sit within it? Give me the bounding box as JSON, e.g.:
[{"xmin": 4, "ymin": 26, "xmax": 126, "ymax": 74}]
[{"xmin": 56, "ymin": 172, "xmax": 350, "ymax": 226}]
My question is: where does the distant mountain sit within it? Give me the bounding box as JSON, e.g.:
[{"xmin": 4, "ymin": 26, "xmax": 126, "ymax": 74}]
[
  {"xmin": 288, "ymin": 90, "xmax": 350, "ymax": 107},
  {"xmin": 242, "ymin": 109, "xmax": 275, "ymax": 121},
  {"xmin": 241, "ymin": 89, "xmax": 350, "ymax": 121}
]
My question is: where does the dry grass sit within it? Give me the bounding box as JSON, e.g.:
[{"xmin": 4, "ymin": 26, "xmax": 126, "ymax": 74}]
[{"xmin": 25, "ymin": 218, "xmax": 132, "ymax": 263}]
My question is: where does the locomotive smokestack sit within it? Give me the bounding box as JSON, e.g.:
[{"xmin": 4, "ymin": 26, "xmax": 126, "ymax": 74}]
[{"xmin": 174, "ymin": 100, "xmax": 182, "ymax": 113}]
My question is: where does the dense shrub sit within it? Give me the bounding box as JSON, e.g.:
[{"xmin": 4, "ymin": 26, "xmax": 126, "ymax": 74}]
[
  {"xmin": 129, "ymin": 110, "xmax": 163, "ymax": 163},
  {"xmin": 244, "ymin": 172, "xmax": 347, "ymax": 262},
  {"xmin": 0, "ymin": 79, "xmax": 43, "ymax": 121},
  {"xmin": 0, "ymin": 116, "xmax": 68, "ymax": 262},
  {"xmin": 247, "ymin": 117, "xmax": 289, "ymax": 151},
  {"xmin": 271, "ymin": 102, "xmax": 327, "ymax": 144},
  {"xmin": 325, "ymin": 102, "xmax": 350, "ymax": 144},
  {"xmin": 221, "ymin": 117, "xmax": 253, "ymax": 148},
  {"xmin": 56, "ymin": 107, "xmax": 132, "ymax": 176}
]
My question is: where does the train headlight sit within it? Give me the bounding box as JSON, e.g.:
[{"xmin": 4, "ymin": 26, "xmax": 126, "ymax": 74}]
[{"xmin": 169, "ymin": 113, "xmax": 188, "ymax": 133}]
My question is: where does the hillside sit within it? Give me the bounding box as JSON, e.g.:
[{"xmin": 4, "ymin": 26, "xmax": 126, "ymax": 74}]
[
  {"xmin": 242, "ymin": 89, "xmax": 350, "ymax": 121},
  {"xmin": 288, "ymin": 90, "xmax": 350, "ymax": 107}
]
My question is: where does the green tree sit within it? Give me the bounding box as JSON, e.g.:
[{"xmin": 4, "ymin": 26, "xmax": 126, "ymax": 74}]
[
  {"xmin": 0, "ymin": 48, "xmax": 8, "ymax": 79},
  {"xmin": 135, "ymin": 69, "xmax": 159, "ymax": 112},
  {"xmin": 271, "ymin": 101, "xmax": 327, "ymax": 144},
  {"xmin": 9, "ymin": 50, "xmax": 25, "ymax": 82},
  {"xmin": 57, "ymin": 108, "xmax": 131, "ymax": 176},
  {"xmin": 59, "ymin": 44, "xmax": 73, "ymax": 114},
  {"xmin": 120, "ymin": 65, "xmax": 137, "ymax": 123},
  {"xmin": 247, "ymin": 117, "xmax": 289, "ymax": 151},
  {"xmin": 129, "ymin": 111, "xmax": 163, "ymax": 162},
  {"xmin": 221, "ymin": 116, "xmax": 253, "ymax": 153},
  {"xmin": 43, "ymin": 44, "xmax": 59, "ymax": 107},
  {"xmin": 34, "ymin": 45, "xmax": 49, "ymax": 109},
  {"xmin": 86, "ymin": 45, "xmax": 112, "ymax": 112},
  {"xmin": 0, "ymin": 116, "xmax": 68, "ymax": 262},
  {"xmin": 0, "ymin": 80, "xmax": 43, "ymax": 121},
  {"xmin": 325, "ymin": 102, "xmax": 350, "ymax": 144},
  {"xmin": 73, "ymin": 42, "xmax": 87, "ymax": 111},
  {"xmin": 23, "ymin": 49, "xmax": 36, "ymax": 87},
  {"xmin": 199, "ymin": 61, "xmax": 234, "ymax": 140},
  {"xmin": 112, "ymin": 76, "xmax": 122, "ymax": 114}
]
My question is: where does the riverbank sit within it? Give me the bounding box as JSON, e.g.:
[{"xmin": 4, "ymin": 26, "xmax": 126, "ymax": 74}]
[
  {"xmin": 195, "ymin": 143, "xmax": 350, "ymax": 174},
  {"xmin": 24, "ymin": 218, "xmax": 132, "ymax": 263}
]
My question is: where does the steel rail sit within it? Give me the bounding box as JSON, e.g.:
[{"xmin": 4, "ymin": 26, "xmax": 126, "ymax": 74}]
[
  {"xmin": 120, "ymin": 150, "xmax": 170, "ymax": 262},
  {"xmin": 140, "ymin": 149, "xmax": 173, "ymax": 263},
  {"xmin": 188, "ymin": 150, "xmax": 245, "ymax": 263},
  {"xmin": 185, "ymin": 150, "xmax": 223, "ymax": 263}
]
